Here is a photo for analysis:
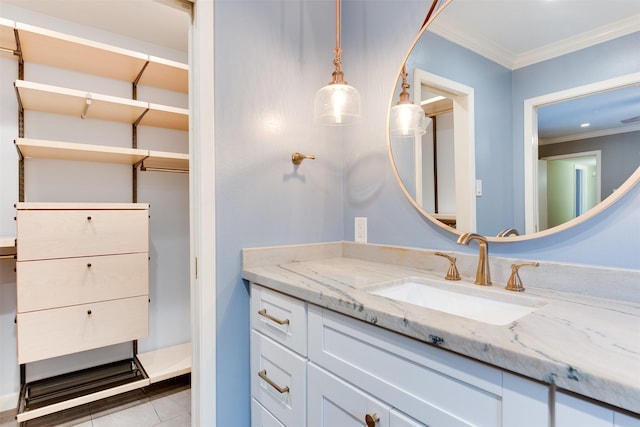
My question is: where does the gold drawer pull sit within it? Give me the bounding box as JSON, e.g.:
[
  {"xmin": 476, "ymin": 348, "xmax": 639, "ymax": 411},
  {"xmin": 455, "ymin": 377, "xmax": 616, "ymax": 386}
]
[
  {"xmin": 258, "ymin": 308, "xmax": 290, "ymax": 325},
  {"xmin": 365, "ymin": 413, "xmax": 379, "ymax": 427},
  {"xmin": 258, "ymin": 369, "xmax": 289, "ymax": 394}
]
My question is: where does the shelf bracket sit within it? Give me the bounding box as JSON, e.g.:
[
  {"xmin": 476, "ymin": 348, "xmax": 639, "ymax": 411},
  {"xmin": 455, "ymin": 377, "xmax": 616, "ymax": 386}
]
[
  {"xmin": 80, "ymin": 93, "xmax": 92, "ymax": 119},
  {"xmin": 134, "ymin": 108, "xmax": 150, "ymax": 127}
]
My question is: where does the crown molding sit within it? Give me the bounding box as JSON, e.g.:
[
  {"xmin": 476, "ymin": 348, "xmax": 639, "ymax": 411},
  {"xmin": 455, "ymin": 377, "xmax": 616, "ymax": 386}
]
[
  {"xmin": 539, "ymin": 123, "xmax": 640, "ymax": 145},
  {"xmin": 428, "ymin": 14, "xmax": 640, "ymax": 70}
]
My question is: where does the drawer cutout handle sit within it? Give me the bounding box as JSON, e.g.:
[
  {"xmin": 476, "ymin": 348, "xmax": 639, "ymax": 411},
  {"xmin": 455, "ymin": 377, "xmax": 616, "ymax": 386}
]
[
  {"xmin": 365, "ymin": 413, "xmax": 379, "ymax": 427},
  {"xmin": 258, "ymin": 369, "xmax": 289, "ymax": 394},
  {"xmin": 258, "ymin": 308, "xmax": 290, "ymax": 326}
]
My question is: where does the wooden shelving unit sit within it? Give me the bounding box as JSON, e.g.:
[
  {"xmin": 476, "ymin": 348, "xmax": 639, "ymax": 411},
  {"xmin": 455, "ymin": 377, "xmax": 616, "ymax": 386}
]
[{"xmin": 3, "ymin": 17, "xmax": 192, "ymax": 423}]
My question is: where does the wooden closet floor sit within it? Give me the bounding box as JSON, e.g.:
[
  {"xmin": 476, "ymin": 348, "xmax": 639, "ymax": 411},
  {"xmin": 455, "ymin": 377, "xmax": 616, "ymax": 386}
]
[{"xmin": 0, "ymin": 375, "xmax": 190, "ymax": 427}]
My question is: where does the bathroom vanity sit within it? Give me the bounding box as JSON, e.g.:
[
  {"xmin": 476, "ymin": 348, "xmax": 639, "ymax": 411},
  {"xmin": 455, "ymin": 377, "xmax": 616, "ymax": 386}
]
[{"xmin": 244, "ymin": 242, "xmax": 640, "ymax": 427}]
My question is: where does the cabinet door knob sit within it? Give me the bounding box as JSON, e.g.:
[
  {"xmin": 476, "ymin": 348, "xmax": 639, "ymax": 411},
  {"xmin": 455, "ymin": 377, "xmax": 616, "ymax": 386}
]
[
  {"xmin": 365, "ymin": 413, "xmax": 379, "ymax": 427},
  {"xmin": 87, "ymin": 216, "xmax": 92, "ymax": 221},
  {"xmin": 87, "ymin": 263, "xmax": 92, "ymax": 268},
  {"xmin": 87, "ymin": 310, "xmax": 92, "ymax": 315}
]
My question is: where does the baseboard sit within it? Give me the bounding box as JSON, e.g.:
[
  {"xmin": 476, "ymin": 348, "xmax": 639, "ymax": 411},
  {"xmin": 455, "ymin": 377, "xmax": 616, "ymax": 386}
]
[{"xmin": 0, "ymin": 391, "xmax": 18, "ymax": 413}]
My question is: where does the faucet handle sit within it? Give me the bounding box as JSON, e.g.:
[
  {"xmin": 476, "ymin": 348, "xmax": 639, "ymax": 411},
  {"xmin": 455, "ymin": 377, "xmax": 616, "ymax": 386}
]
[
  {"xmin": 505, "ymin": 262, "xmax": 540, "ymax": 292},
  {"xmin": 434, "ymin": 252, "xmax": 461, "ymax": 281}
]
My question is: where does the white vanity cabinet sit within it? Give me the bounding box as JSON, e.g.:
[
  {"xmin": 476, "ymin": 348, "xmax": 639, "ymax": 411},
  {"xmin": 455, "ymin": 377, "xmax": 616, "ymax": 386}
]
[
  {"xmin": 555, "ymin": 392, "xmax": 640, "ymax": 427},
  {"xmin": 249, "ymin": 283, "xmax": 551, "ymax": 427}
]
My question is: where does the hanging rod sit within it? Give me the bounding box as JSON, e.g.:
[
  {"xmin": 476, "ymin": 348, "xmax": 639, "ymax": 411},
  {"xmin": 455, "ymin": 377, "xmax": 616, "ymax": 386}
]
[{"xmin": 140, "ymin": 166, "xmax": 189, "ymax": 174}]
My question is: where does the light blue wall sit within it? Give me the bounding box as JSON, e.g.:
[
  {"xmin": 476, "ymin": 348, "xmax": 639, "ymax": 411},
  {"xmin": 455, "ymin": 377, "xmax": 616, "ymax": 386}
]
[{"xmin": 214, "ymin": 1, "xmax": 348, "ymax": 424}]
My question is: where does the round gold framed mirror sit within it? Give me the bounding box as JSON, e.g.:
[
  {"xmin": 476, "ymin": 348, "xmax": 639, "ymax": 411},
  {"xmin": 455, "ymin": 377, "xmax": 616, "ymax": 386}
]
[{"xmin": 388, "ymin": 0, "xmax": 640, "ymax": 241}]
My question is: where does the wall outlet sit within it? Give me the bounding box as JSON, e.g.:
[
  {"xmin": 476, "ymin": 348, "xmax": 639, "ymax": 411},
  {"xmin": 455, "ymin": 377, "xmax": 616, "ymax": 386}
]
[
  {"xmin": 475, "ymin": 179, "xmax": 483, "ymax": 197},
  {"xmin": 355, "ymin": 217, "xmax": 367, "ymax": 243}
]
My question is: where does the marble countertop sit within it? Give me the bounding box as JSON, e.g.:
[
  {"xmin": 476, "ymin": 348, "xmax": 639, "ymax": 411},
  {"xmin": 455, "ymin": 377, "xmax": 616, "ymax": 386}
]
[{"xmin": 242, "ymin": 242, "xmax": 640, "ymax": 413}]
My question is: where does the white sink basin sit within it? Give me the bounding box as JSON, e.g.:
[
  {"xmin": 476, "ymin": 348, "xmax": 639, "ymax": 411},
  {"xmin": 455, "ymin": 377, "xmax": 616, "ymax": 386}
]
[{"xmin": 368, "ymin": 277, "xmax": 545, "ymax": 326}]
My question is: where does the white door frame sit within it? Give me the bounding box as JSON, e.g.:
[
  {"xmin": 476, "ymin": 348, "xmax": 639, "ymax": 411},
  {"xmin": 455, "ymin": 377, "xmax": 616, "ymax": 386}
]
[
  {"xmin": 523, "ymin": 72, "xmax": 640, "ymax": 234},
  {"xmin": 189, "ymin": 1, "xmax": 216, "ymax": 426},
  {"xmin": 413, "ymin": 69, "xmax": 476, "ymax": 232}
]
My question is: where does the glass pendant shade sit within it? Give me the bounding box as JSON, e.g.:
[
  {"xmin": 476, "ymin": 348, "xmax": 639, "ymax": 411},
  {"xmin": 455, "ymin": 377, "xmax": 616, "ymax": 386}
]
[
  {"xmin": 314, "ymin": 83, "xmax": 361, "ymax": 125},
  {"xmin": 390, "ymin": 103, "xmax": 427, "ymax": 137}
]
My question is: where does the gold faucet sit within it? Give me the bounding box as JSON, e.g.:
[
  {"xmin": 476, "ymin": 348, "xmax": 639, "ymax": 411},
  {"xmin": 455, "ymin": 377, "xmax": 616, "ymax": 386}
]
[
  {"xmin": 505, "ymin": 262, "xmax": 540, "ymax": 292},
  {"xmin": 434, "ymin": 252, "xmax": 461, "ymax": 281},
  {"xmin": 497, "ymin": 227, "xmax": 520, "ymax": 237},
  {"xmin": 456, "ymin": 232, "xmax": 491, "ymax": 286}
]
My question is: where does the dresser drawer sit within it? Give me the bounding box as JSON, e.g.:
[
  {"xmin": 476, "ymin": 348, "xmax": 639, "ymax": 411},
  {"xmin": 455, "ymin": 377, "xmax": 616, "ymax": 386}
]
[
  {"xmin": 17, "ymin": 295, "xmax": 149, "ymax": 364},
  {"xmin": 250, "ymin": 283, "xmax": 307, "ymax": 356},
  {"xmin": 17, "ymin": 253, "xmax": 148, "ymax": 312},
  {"xmin": 251, "ymin": 330, "xmax": 306, "ymax": 427},
  {"xmin": 16, "ymin": 208, "xmax": 148, "ymax": 261}
]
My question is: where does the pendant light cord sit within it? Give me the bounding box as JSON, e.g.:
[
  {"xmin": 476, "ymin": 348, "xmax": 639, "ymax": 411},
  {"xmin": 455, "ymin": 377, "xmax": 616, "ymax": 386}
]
[{"xmin": 331, "ymin": 0, "xmax": 345, "ymax": 84}]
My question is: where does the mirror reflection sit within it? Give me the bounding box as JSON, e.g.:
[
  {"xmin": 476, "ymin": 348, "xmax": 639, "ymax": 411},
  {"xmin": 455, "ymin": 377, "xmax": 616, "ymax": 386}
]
[{"xmin": 389, "ymin": 0, "xmax": 640, "ymax": 238}]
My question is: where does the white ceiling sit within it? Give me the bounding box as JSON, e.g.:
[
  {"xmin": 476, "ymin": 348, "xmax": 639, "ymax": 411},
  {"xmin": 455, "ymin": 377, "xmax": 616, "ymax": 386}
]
[
  {"xmin": 2, "ymin": 0, "xmax": 190, "ymax": 52},
  {"xmin": 430, "ymin": 0, "xmax": 640, "ymax": 69}
]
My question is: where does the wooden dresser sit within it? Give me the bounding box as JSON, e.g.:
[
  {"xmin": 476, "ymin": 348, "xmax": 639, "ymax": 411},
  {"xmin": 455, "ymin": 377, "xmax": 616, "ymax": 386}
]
[{"xmin": 15, "ymin": 202, "xmax": 149, "ymax": 364}]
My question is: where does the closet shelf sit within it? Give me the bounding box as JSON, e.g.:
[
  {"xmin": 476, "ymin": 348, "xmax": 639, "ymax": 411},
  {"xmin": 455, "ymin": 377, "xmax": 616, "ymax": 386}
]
[
  {"xmin": 139, "ymin": 56, "xmax": 188, "ymax": 93},
  {"xmin": 16, "ymin": 138, "xmax": 148, "ymax": 165},
  {"xmin": 0, "ymin": 17, "xmax": 16, "ymax": 57},
  {"xmin": 136, "ymin": 342, "xmax": 191, "ymax": 384},
  {"xmin": 141, "ymin": 151, "xmax": 189, "ymax": 173},
  {"xmin": 0, "ymin": 236, "xmax": 16, "ymax": 257},
  {"xmin": 14, "ymin": 22, "xmax": 188, "ymax": 93},
  {"xmin": 15, "ymin": 138, "xmax": 189, "ymax": 172},
  {"xmin": 15, "ymin": 80, "xmax": 188, "ymax": 131}
]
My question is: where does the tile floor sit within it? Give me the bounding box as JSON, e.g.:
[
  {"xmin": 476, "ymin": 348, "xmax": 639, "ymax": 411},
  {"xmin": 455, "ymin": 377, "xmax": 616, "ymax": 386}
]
[{"xmin": 0, "ymin": 375, "xmax": 190, "ymax": 427}]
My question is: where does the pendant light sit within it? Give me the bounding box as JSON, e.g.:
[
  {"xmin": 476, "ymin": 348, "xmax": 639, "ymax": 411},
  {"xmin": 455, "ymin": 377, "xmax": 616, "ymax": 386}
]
[
  {"xmin": 390, "ymin": 65, "xmax": 427, "ymax": 137},
  {"xmin": 314, "ymin": 0, "xmax": 361, "ymax": 125}
]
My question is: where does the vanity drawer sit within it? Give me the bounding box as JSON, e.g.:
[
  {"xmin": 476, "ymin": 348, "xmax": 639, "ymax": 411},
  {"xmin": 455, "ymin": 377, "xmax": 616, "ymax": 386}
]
[
  {"xmin": 17, "ymin": 252, "xmax": 148, "ymax": 312},
  {"xmin": 17, "ymin": 295, "xmax": 149, "ymax": 364},
  {"xmin": 250, "ymin": 283, "xmax": 307, "ymax": 356},
  {"xmin": 251, "ymin": 398, "xmax": 285, "ymax": 427},
  {"xmin": 251, "ymin": 330, "xmax": 306, "ymax": 427},
  {"xmin": 16, "ymin": 207, "xmax": 148, "ymax": 261}
]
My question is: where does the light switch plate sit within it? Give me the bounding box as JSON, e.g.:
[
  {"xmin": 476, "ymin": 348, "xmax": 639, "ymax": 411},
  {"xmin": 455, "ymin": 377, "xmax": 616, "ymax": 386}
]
[
  {"xmin": 355, "ymin": 217, "xmax": 367, "ymax": 243},
  {"xmin": 476, "ymin": 179, "xmax": 483, "ymax": 196}
]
